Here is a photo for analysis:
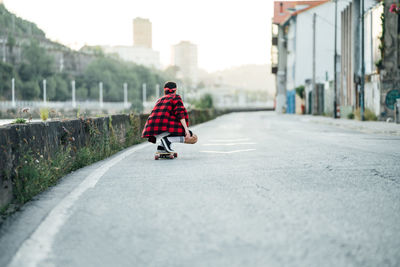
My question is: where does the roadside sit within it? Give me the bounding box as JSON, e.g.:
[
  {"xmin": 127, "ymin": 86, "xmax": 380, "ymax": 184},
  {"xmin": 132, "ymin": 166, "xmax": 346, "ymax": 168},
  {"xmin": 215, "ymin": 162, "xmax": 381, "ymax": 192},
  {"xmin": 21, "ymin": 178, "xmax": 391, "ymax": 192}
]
[
  {"xmin": 296, "ymin": 115, "xmax": 400, "ymax": 136},
  {"xmin": 0, "ymin": 119, "xmax": 42, "ymax": 126}
]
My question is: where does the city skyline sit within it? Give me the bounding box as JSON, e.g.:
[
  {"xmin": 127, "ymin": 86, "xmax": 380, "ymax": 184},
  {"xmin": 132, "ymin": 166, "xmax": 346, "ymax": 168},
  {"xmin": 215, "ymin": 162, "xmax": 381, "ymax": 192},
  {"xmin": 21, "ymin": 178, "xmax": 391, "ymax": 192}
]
[{"xmin": 3, "ymin": 0, "xmax": 273, "ymax": 72}]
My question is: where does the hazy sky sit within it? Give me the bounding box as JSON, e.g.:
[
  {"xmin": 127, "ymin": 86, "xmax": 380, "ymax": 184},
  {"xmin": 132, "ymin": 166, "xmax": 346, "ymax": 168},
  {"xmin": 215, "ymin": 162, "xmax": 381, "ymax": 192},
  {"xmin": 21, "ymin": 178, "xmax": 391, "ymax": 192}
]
[{"xmin": 4, "ymin": 0, "xmax": 273, "ymax": 72}]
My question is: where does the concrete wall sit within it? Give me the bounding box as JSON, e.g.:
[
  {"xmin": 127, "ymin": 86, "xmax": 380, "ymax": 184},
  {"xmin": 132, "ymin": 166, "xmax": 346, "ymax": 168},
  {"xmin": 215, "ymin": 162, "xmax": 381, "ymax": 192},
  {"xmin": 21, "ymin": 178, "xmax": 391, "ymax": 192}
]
[
  {"xmin": 365, "ymin": 74, "xmax": 381, "ymax": 116},
  {"xmin": 324, "ymin": 81, "xmax": 334, "ymax": 115}
]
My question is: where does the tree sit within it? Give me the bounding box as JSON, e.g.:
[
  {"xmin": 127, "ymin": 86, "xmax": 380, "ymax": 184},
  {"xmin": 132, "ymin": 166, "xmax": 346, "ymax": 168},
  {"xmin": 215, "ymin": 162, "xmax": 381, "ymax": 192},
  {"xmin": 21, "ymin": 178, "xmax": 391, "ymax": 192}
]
[{"xmin": 0, "ymin": 61, "xmax": 14, "ymax": 100}]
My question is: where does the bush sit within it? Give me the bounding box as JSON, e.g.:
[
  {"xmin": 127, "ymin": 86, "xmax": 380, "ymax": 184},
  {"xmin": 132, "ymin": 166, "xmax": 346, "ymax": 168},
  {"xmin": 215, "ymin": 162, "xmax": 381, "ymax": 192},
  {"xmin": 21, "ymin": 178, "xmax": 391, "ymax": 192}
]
[
  {"xmin": 12, "ymin": 118, "xmax": 27, "ymax": 124},
  {"xmin": 365, "ymin": 109, "xmax": 378, "ymax": 121},
  {"xmin": 295, "ymin": 85, "xmax": 305, "ymax": 99},
  {"xmin": 354, "ymin": 108, "xmax": 377, "ymax": 121},
  {"xmin": 193, "ymin": 93, "xmax": 214, "ymax": 109}
]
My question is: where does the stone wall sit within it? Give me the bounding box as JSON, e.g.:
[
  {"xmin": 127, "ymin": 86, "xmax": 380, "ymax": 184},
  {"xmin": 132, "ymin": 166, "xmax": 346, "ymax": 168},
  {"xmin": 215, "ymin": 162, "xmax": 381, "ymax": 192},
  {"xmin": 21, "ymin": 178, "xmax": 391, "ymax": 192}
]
[
  {"xmin": 380, "ymin": 0, "xmax": 400, "ymax": 119},
  {"xmin": 0, "ymin": 114, "xmax": 141, "ymax": 210}
]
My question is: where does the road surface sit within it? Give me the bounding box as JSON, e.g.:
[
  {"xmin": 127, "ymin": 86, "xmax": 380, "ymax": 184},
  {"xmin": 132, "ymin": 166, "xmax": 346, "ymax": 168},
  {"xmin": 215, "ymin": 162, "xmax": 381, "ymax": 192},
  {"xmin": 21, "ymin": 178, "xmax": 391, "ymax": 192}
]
[{"xmin": 1, "ymin": 112, "xmax": 399, "ymax": 267}]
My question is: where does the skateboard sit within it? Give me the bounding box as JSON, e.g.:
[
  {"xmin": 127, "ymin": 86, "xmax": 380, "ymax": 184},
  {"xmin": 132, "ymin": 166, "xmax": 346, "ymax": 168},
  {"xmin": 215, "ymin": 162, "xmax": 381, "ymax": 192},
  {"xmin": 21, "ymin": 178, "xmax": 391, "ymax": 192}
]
[{"xmin": 155, "ymin": 152, "xmax": 178, "ymax": 160}]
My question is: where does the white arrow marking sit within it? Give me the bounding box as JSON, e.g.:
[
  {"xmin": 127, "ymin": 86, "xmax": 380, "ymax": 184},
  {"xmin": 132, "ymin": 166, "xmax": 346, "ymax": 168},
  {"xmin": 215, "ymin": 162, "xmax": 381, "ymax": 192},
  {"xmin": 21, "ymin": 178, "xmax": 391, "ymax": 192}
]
[
  {"xmin": 202, "ymin": 142, "xmax": 256, "ymax": 146},
  {"xmin": 200, "ymin": 149, "xmax": 256, "ymax": 154}
]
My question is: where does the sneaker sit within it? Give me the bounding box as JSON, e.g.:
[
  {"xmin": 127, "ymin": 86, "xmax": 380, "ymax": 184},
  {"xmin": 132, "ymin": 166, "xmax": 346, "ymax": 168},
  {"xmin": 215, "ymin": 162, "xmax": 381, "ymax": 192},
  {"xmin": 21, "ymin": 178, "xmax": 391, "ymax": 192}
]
[
  {"xmin": 157, "ymin": 145, "xmax": 167, "ymax": 153},
  {"xmin": 160, "ymin": 136, "xmax": 174, "ymax": 152}
]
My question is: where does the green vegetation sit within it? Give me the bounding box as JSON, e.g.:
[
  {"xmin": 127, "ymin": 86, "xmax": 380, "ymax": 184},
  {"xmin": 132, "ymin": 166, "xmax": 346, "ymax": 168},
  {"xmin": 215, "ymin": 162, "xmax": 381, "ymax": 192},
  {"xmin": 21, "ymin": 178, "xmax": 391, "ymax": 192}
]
[
  {"xmin": 39, "ymin": 108, "xmax": 49, "ymax": 121},
  {"xmin": 377, "ymin": 1, "xmax": 385, "ymax": 71},
  {"xmin": 295, "ymin": 85, "xmax": 305, "ymax": 99},
  {"xmin": 11, "ymin": 115, "xmax": 143, "ymax": 207},
  {"xmin": 354, "ymin": 108, "xmax": 378, "ymax": 121},
  {"xmin": 12, "ymin": 118, "xmax": 26, "ymax": 123},
  {"xmin": 0, "ymin": 4, "xmax": 45, "ymax": 37},
  {"xmin": 0, "ymin": 41, "xmax": 174, "ymax": 111},
  {"xmin": 347, "ymin": 112, "xmax": 355, "ymax": 120},
  {"xmin": 192, "ymin": 93, "xmax": 214, "ymax": 109},
  {"xmin": 0, "ymin": 4, "xmax": 176, "ymax": 111}
]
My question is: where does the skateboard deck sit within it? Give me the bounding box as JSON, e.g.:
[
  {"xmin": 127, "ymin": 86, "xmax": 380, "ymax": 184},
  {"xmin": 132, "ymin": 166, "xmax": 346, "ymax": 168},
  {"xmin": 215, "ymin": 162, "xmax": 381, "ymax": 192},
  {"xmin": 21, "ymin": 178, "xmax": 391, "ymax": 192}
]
[{"xmin": 155, "ymin": 152, "xmax": 178, "ymax": 160}]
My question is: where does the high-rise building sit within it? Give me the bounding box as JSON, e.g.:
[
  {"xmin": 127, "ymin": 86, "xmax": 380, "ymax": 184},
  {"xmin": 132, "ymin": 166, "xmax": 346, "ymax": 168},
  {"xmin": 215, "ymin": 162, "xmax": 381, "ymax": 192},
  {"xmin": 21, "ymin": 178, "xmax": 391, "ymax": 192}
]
[
  {"xmin": 133, "ymin": 17, "xmax": 152, "ymax": 48},
  {"xmin": 171, "ymin": 41, "xmax": 198, "ymax": 86}
]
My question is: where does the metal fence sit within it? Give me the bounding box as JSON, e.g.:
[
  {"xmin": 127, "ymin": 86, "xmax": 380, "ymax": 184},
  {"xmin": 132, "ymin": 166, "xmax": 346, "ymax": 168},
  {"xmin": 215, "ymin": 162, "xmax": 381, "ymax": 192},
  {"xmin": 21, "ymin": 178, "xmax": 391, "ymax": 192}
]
[{"xmin": 0, "ymin": 101, "xmax": 130, "ymax": 111}]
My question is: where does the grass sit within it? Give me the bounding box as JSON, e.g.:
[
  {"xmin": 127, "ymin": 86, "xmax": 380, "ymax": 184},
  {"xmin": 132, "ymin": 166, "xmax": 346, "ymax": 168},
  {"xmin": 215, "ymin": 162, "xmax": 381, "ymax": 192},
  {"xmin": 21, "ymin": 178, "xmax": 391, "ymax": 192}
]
[{"xmin": 12, "ymin": 118, "xmax": 27, "ymax": 124}]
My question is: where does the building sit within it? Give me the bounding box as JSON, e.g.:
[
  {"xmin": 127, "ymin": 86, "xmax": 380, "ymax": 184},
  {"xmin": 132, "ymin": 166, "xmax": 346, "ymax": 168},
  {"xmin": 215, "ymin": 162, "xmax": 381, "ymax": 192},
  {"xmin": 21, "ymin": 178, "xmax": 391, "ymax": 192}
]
[
  {"xmin": 272, "ymin": 0, "xmax": 399, "ymax": 120},
  {"xmin": 272, "ymin": 0, "xmax": 352, "ymax": 114},
  {"xmin": 171, "ymin": 41, "xmax": 198, "ymax": 87},
  {"xmin": 133, "ymin": 18, "xmax": 152, "ymax": 48},
  {"xmin": 378, "ymin": 0, "xmax": 400, "ymax": 119},
  {"xmin": 272, "ymin": 1, "xmax": 361, "ymax": 115},
  {"xmin": 82, "ymin": 18, "xmax": 160, "ymax": 69},
  {"xmin": 340, "ymin": 0, "xmax": 380, "ymax": 118},
  {"xmin": 100, "ymin": 45, "xmax": 160, "ymax": 69},
  {"xmin": 339, "ymin": 0, "xmax": 397, "ymax": 120}
]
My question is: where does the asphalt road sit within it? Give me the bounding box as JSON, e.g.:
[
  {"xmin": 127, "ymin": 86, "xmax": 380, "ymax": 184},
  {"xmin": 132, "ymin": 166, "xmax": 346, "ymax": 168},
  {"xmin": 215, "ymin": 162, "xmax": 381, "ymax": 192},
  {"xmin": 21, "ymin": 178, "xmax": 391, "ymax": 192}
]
[{"xmin": 1, "ymin": 112, "xmax": 399, "ymax": 267}]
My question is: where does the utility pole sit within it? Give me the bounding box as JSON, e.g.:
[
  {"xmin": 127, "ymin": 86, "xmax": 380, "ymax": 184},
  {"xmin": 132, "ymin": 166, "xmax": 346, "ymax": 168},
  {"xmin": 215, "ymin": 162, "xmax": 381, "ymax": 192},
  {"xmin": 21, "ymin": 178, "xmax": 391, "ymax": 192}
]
[
  {"xmin": 334, "ymin": 0, "xmax": 338, "ymax": 118},
  {"xmin": 2, "ymin": 37, "xmax": 6, "ymax": 63},
  {"xmin": 142, "ymin": 83, "xmax": 147, "ymax": 108},
  {"xmin": 11, "ymin": 78, "xmax": 15, "ymax": 107},
  {"xmin": 123, "ymin": 83, "xmax": 128, "ymax": 108},
  {"xmin": 360, "ymin": 0, "xmax": 365, "ymax": 121},
  {"xmin": 156, "ymin": 84, "xmax": 160, "ymax": 99},
  {"xmin": 99, "ymin": 82, "xmax": 103, "ymax": 108},
  {"xmin": 312, "ymin": 13, "xmax": 317, "ymax": 115},
  {"xmin": 71, "ymin": 80, "xmax": 76, "ymax": 108},
  {"xmin": 43, "ymin": 79, "xmax": 47, "ymax": 105}
]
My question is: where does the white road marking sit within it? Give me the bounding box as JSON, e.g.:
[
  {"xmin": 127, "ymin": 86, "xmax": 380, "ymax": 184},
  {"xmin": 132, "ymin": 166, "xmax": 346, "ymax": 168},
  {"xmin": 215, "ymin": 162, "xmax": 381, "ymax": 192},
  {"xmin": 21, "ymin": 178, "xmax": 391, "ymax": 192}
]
[
  {"xmin": 202, "ymin": 142, "xmax": 256, "ymax": 146},
  {"xmin": 200, "ymin": 149, "xmax": 256, "ymax": 154},
  {"xmin": 208, "ymin": 138, "xmax": 250, "ymax": 142},
  {"xmin": 8, "ymin": 142, "xmax": 150, "ymax": 267}
]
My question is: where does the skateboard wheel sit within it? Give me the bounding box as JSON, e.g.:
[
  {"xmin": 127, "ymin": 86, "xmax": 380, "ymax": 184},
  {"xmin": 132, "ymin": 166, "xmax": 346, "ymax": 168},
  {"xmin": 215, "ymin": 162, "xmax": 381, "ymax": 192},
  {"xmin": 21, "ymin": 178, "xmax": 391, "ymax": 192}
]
[
  {"xmin": 155, "ymin": 155, "xmax": 159, "ymax": 160},
  {"xmin": 169, "ymin": 154, "xmax": 174, "ymax": 159},
  {"xmin": 174, "ymin": 152, "xmax": 178, "ymax": 158}
]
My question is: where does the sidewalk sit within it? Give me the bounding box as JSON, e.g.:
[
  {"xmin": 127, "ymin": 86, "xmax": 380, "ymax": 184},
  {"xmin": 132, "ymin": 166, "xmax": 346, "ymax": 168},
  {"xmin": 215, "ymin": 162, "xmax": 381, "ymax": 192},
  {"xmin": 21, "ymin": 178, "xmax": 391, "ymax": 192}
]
[{"xmin": 299, "ymin": 115, "xmax": 400, "ymax": 136}]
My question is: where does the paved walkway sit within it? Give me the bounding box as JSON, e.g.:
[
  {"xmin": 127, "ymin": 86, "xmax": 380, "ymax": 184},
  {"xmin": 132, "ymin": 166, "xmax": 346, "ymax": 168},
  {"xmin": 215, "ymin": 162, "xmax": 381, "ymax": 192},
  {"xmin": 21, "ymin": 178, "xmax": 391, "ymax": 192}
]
[{"xmin": 299, "ymin": 114, "xmax": 400, "ymax": 136}]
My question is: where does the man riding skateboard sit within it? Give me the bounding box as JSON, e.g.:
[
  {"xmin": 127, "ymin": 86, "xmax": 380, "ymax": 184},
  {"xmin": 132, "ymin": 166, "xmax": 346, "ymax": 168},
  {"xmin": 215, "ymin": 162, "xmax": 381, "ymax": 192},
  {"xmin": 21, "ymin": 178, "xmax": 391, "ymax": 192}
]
[{"xmin": 142, "ymin": 81, "xmax": 197, "ymax": 158}]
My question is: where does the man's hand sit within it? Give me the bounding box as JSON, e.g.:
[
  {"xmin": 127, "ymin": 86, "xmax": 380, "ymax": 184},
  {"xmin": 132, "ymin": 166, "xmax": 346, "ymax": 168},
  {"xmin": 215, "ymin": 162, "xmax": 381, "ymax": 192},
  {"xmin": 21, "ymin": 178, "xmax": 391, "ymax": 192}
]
[
  {"xmin": 184, "ymin": 133, "xmax": 198, "ymax": 144},
  {"xmin": 185, "ymin": 129, "xmax": 190, "ymax": 138}
]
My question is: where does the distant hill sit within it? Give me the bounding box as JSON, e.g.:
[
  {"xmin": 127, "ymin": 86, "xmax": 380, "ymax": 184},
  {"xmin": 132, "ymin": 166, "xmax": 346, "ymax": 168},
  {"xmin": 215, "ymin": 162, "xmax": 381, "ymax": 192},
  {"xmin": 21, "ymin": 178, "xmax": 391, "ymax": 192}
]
[{"xmin": 0, "ymin": 3, "xmax": 45, "ymax": 38}]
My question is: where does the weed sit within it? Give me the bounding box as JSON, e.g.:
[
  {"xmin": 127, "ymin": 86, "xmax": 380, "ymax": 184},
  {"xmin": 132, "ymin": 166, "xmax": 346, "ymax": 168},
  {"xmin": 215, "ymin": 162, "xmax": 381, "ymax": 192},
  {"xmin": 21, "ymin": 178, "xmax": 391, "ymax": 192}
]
[
  {"xmin": 347, "ymin": 113, "xmax": 355, "ymax": 119},
  {"xmin": 12, "ymin": 118, "xmax": 27, "ymax": 124},
  {"xmin": 40, "ymin": 108, "xmax": 49, "ymax": 121},
  {"xmin": 354, "ymin": 108, "xmax": 377, "ymax": 121}
]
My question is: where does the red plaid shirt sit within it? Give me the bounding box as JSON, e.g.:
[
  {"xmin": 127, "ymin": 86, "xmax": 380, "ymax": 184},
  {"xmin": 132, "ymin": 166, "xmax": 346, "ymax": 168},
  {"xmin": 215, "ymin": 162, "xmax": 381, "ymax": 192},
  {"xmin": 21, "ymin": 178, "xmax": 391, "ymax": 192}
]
[{"xmin": 142, "ymin": 93, "xmax": 189, "ymax": 137}]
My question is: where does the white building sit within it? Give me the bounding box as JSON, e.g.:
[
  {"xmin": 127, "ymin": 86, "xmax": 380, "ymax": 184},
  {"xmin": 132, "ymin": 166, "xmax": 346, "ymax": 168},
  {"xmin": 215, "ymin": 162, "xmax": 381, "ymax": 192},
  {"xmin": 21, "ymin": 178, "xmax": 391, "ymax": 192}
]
[
  {"xmin": 101, "ymin": 45, "xmax": 160, "ymax": 69},
  {"xmin": 133, "ymin": 17, "xmax": 152, "ymax": 48},
  {"xmin": 284, "ymin": 1, "xmax": 348, "ymax": 92},
  {"xmin": 171, "ymin": 41, "xmax": 198, "ymax": 87}
]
